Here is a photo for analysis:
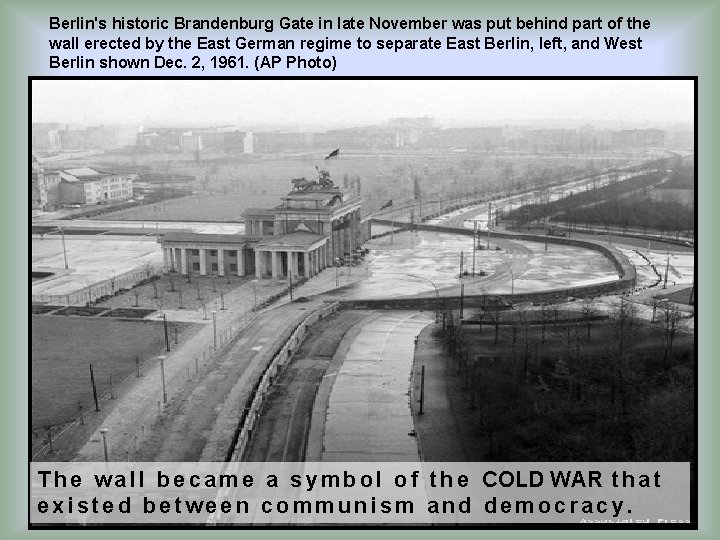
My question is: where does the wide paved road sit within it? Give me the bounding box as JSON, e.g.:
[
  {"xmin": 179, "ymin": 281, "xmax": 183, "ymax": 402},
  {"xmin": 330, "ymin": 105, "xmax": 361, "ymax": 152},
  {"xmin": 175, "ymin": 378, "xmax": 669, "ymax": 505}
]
[{"xmin": 320, "ymin": 311, "xmax": 432, "ymax": 461}]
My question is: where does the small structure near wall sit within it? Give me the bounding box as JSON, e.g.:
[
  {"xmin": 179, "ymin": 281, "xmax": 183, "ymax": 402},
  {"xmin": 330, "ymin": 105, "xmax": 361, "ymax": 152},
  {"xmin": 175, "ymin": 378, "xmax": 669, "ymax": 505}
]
[{"xmin": 158, "ymin": 169, "xmax": 366, "ymax": 280}]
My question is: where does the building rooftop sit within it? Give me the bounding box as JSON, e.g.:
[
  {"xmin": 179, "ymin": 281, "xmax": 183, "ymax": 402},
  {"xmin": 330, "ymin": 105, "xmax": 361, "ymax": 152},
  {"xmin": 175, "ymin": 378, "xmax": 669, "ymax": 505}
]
[
  {"xmin": 256, "ymin": 231, "xmax": 327, "ymax": 250},
  {"xmin": 65, "ymin": 167, "xmax": 103, "ymax": 177},
  {"xmin": 56, "ymin": 168, "xmax": 135, "ymax": 183},
  {"xmin": 160, "ymin": 232, "xmax": 248, "ymax": 244},
  {"xmin": 241, "ymin": 207, "xmax": 276, "ymax": 219}
]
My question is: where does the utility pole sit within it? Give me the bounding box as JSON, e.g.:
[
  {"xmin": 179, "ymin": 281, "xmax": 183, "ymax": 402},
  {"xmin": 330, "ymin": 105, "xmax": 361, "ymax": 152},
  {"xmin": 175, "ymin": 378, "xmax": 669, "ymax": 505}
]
[
  {"xmin": 163, "ymin": 314, "xmax": 170, "ymax": 352},
  {"xmin": 89, "ymin": 363, "xmax": 100, "ymax": 412},
  {"xmin": 419, "ymin": 365, "xmax": 425, "ymax": 415},
  {"xmin": 158, "ymin": 356, "xmax": 167, "ymax": 404},
  {"xmin": 60, "ymin": 227, "xmax": 68, "ymax": 269},
  {"xmin": 459, "ymin": 251, "xmax": 464, "ymax": 280},
  {"xmin": 99, "ymin": 428, "xmax": 109, "ymax": 462},
  {"xmin": 460, "ymin": 283, "xmax": 465, "ymax": 319},
  {"xmin": 212, "ymin": 311, "xmax": 217, "ymax": 350},
  {"xmin": 472, "ymin": 221, "xmax": 477, "ymax": 276}
]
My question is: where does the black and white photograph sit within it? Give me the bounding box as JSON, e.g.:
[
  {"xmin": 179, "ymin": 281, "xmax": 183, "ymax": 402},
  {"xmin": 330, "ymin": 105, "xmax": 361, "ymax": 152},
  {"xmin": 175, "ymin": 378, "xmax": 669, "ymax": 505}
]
[{"xmin": 31, "ymin": 79, "xmax": 695, "ymax": 469}]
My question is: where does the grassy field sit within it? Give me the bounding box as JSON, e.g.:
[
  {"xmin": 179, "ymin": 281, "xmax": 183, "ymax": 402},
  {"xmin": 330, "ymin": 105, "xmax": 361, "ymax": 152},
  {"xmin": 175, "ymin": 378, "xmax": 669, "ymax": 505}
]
[
  {"xmin": 31, "ymin": 316, "xmax": 168, "ymax": 429},
  {"xmin": 98, "ymin": 192, "xmax": 281, "ymax": 222}
]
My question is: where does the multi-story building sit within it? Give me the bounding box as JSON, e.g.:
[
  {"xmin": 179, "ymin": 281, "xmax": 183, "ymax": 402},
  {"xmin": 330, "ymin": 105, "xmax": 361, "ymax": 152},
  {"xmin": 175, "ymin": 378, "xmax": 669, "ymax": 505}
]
[
  {"xmin": 31, "ymin": 124, "xmax": 62, "ymax": 154},
  {"xmin": 57, "ymin": 168, "xmax": 135, "ymax": 205},
  {"xmin": 31, "ymin": 156, "xmax": 62, "ymax": 210},
  {"xmin": 158, "ymin": 170, "xmax": 366, "ymax": 280},
  {"xmin": 58, "ymin": 125, "xmax": 118, "ymax": 151},
  {"xmin": 179, "ymin": 128, "xmax": 247, "ymax": 154}
]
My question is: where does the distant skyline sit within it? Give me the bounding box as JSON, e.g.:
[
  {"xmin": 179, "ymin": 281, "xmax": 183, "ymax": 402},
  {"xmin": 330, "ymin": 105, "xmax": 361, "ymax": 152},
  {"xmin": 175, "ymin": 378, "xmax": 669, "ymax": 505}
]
[{"xmin": 32, "ymin": 79, "xmax": 694, "ymax": 130}]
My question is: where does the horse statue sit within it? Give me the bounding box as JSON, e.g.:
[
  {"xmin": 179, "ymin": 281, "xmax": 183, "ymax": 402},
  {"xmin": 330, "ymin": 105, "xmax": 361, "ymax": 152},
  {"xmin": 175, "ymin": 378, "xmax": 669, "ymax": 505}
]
[
  {"xmin": 315, "ymin": 166, "xmax": 334, "ymax": 189},
  {"xmin": 291, "ymin": 177, "xmax": 313, "ymax": 191}
]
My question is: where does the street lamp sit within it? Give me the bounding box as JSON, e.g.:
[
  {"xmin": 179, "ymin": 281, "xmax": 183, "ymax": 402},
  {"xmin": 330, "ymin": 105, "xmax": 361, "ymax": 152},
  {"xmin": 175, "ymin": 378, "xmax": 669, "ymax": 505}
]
[
  {"xmin": 158, "ymin": 355, "xmax": 167, "ymax": 404},
  {"xmin": 212, "ymin": 311, "xmax": 217, "ymax": 350},
  {"xmin": 98, "ymin": 428, "xmax": 109, "ymax": 462},
  {"xmin": 251, "ymin": 279, "xmax": 258, "ymax": 309}
]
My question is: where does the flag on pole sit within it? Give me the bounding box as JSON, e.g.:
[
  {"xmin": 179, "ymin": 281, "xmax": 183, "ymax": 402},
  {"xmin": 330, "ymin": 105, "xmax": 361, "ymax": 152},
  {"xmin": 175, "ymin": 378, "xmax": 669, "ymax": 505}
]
[
  {"xmin": 381, "ymin": 199, "xmax": 393, "ymax": 210},
  {"xmin": 324, "ymin": 148, "xmax": 340, "ymax": 160}
]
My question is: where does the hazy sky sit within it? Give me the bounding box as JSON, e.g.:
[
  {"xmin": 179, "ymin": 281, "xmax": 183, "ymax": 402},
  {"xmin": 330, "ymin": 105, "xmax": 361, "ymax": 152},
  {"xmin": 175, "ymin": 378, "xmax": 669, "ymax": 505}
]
[{"xmin": 31, "ymin": 79, "xmax": 694, "ymax": 129}]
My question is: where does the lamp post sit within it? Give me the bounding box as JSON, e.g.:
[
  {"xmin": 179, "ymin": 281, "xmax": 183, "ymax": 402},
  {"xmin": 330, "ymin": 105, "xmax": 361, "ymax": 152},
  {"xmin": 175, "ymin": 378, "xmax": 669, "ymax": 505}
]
[
  {"xmin": 158, "ymin": 355, "xmax": 167, "ymax": 404},
  {"xmin": 212, "ymin": 311, "xmax": 217, "ymax": 350},
  {"xmin": 472, "ymin": 221, "xmax": 477, "ymax": 276},
  {"xmin": 98, "ymin": 428, "xmax": 109, "ymax": 462},
  {"xmin": 60, "ymin": 227, "xmax": 68, "ymax": 269}
]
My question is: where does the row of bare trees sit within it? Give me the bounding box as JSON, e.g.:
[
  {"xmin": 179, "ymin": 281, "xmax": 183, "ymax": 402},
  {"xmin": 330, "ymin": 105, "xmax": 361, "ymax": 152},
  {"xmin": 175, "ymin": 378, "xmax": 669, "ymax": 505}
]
[{"xmin": 436, "ymin": 296, "xmax": 691, "ymax": 460}]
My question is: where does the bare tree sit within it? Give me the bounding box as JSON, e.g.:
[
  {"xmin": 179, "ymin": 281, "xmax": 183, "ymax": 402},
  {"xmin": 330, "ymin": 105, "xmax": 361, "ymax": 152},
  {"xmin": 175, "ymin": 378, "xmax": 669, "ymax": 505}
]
[
  {"xmin": 551, "ymin": 303, "xmax": 562, "ymax": 327},
  {"xmin": 493, "ymin": 310, "xmax": 500, "ymax": 345},
  {"xmin": 613, "ymin": 299, "xmax": 639, "ymax": 416},
  {"xmin": 662, "ymin": 305, "xmax": 682, "ymax": 369},
  {"xmin": 582, "ymin": 297, "xmax": 595, "ymax": 339},
  {"xmin": 540, "ymin": 303, "xmax": 549, "ymax": 343},
  {"xmin": 517, "ymin": 307, "xmax": 530, "ymax": 375}
]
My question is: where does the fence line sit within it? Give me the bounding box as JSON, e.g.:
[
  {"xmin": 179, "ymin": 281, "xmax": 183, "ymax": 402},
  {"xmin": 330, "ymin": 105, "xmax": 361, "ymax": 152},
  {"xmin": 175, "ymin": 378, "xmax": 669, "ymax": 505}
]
[{"xmin": 32, "ymin": 263, "xmax": 164, "ymax": 306}]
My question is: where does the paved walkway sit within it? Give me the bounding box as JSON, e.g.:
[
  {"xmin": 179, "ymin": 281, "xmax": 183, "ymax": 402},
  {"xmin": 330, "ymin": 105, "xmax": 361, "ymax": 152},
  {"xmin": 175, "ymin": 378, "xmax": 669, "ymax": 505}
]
[
  {"xmin": 410, "ymin": 324, "xmax": 468, "ymax": 461},
  {"xmin": 319, "ymin": 311, "xmax": 432, "ymax": 461}
]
